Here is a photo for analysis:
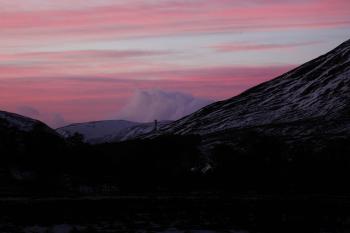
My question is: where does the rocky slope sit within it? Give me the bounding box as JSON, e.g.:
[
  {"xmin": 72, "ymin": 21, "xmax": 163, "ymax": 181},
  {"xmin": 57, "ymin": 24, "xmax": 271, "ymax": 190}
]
[
  {"xmin": 157, "ymin": 39, "xmax": 350, "ymax": 146},
  {"xmin": 0, "ymin": 110, "xmax": 51, "ymax": 132}
]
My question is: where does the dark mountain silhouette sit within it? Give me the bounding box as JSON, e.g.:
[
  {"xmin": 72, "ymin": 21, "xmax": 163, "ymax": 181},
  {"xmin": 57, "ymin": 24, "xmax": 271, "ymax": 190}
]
[
  {"xmin": 0, "ymin": 111, "xmax": 65, "ymax": 189},
  {"xmin": 0, "ymin": 110, "xmax": 53, "ymax": 133}
]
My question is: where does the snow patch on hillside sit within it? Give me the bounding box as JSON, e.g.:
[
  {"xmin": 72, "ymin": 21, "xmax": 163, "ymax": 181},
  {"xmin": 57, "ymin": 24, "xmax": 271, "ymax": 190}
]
[
  {"xmin": 0, "ymin": 111, "xmax": 41, "ymax": 132},
  {"xmin": 57, "ymin": 120, "xmax": 171, "ymax": 144}
]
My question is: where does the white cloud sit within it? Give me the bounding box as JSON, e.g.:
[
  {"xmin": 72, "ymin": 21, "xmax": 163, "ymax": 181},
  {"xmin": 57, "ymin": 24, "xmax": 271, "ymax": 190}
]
[{"xmin": 116, "ymin": 89, "xmax": 213, "ymax": 122}]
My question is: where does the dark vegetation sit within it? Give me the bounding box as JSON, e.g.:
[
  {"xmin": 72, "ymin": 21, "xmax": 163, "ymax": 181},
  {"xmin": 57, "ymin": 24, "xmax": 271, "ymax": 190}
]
[
  {"xmin": 3, "ymin": 118, "xmax": 350, "ymax": 232},
  {"xmin": 209, "ymin": 132, "xmax": 350, "ymax": 194},
  {"xmin": 1, "ymin": 117, "xmax": 350, "ymax": 196}
]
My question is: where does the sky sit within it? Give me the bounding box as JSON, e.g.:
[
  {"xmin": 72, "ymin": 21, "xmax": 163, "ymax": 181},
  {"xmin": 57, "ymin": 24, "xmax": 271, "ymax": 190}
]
[{"xmin": 0, "ymin": 0, "xmax": 349, "ymax": 127}]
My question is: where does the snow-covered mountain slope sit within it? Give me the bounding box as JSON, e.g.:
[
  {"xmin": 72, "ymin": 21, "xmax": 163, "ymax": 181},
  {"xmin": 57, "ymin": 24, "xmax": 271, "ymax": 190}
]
[
  {"xmin": 157, "ymin": 39, "xmax": 350, "ymax": 143},
  {"xmin": 57, "ymin": 120, "xmax": 171, "ymax": 144},
  {"xmin": 0, "ymin": 110, "xmax": 49, "ymax": 132}
]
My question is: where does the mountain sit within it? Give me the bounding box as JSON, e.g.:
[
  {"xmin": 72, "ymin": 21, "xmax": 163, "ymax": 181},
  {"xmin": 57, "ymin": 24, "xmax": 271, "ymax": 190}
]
[
  {"xmin": 156, "ymin": 39, "xmax": 350, "ymax": 146},
  {"xmin": 57, "ymin": 120, "xmax": 171, "ymax": 144},
  {"xmin": 0, "ymin": 110, "xmax": 64, "ymax": 184},
  {"xmin": 0, "ymin": 110, "xmax": 63, "ymax": 146},
  {"xmin": 0, "ymin": 110, "xmax": 51, "ymax": 132}
]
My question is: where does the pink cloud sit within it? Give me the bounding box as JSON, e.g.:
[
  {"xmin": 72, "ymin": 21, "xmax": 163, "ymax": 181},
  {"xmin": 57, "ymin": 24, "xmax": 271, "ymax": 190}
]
[
  {"xmin": 0, "ymin": 50, "xmax": 172, "ymax": 61},
  {"xmin": 0, "ymin": 49, "xmax": 173, "ymax": 79},
  {"xmin": 116, "ymin": 89, "xmax": 213, "ymax": 122},
  {"xmin": 0, "ymin": 64, "xmax": 294, "ymax": 105},
  {"xmin": 210, "ymin": 41, "xmax": 323, "ymax": 52},
  {"xmin": 0, "ymin": 0, "xmax": 349, "ymax": 45},
  {"xmin": 0, "ymin": 0, "xmax": 348, "ymax": 125}
]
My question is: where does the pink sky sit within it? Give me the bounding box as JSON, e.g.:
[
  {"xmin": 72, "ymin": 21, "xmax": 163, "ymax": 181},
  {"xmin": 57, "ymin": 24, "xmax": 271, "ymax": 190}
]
[{"xmin": 0, "ymin": 0, "xmax": 349, "ymax": 127}]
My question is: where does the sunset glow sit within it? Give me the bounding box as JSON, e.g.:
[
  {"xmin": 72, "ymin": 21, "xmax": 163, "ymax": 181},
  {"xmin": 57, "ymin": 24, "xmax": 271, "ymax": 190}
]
[{"xmin": 1, "ymin": 0, "xmax": 349, "ymax": 127}]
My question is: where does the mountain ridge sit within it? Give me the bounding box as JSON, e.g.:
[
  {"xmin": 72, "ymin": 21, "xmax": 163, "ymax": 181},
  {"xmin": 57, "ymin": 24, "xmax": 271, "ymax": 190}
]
[
  {"xmin": 0, "ymin": 110, "xmax": 53, "ymax": 133},
  {"xmin": 156, "ymin": 39, "xmax": 350, "ymax": 144},
  {"xmin": 57, "ymin": 120, "xmax": 171, "ymax": 144}
]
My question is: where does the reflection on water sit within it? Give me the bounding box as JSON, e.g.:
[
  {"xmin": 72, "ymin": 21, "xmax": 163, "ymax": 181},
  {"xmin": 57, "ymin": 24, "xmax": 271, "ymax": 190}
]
[
  {"xmin": 1, "ymin": 218, "xmax": 249, "ymax": 233},
  {"xmin": 1, "ymin": 195, "xmax": 350, "ymax": 233},
  {"xmin": 11, "ymin": 223, "xmax": 248, "ymax": 233}
]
